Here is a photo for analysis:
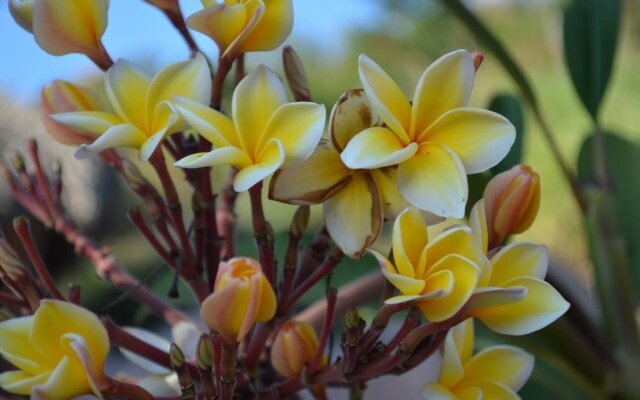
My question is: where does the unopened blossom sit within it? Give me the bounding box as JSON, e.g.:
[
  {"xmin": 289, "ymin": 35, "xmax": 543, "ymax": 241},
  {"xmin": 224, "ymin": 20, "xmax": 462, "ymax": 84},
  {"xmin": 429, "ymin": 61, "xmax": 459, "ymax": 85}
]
[
  {"xmin": 373, "ymin": 207, "xmax": 486, "ymax": 322},
  {"xmin": 174, "ymin": 65, "xmax": 325, "ymax": 191},
  {"xmin": 10, "ymin": 0, "xmax": 111, "ymax": 64},
  {"xmin": 484, "ymin": 164, "xmax": 541, "ymax": 249},
  {"xmin": 0, "ymin": 300, "xmax": 109, "ymax": 399},
  {"xmin": 422, "ymin": 319, "xmax": 534, "ymax": 399},
  {"xmin": 188, "ymin": 0, "xmax": 293, "ymax": 59},
  {"xmin": 466, "ymin": 200, "xmax": 569, "ymax": 335},
  {"xmin": 341, "ymin": 50, "xmax": 515, "ymax": 218},
  {"xmin": 200, "ymin": 257, "xmax": 276, "ymax": 344},
  {"xmin": 271, "ymin": 320, "xmax": 325, "ymax": 378},
  {"xmin": 270, "ymin": 89, "xmax": 412, "ymax": 257},
  {"xmin": 41, "ymin": 80, "xmax": 105, "ymax": 146},
  {"xmin": 51, "ymin": 54, "xmax": 211, "ymax": 160}
]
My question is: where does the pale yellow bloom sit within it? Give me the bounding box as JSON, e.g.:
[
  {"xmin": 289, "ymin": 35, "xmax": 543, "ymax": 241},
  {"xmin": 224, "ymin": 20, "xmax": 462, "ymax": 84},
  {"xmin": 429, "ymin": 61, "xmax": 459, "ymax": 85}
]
[
  {"xmin": 270, "ymin": 320, "xmax": 325, "ymax": 378},
  {"xmin": 373, "ymin": 207, "xmax": 486, "ymax": 322},
  {"xmin": 41, "ymin": 80, "xmax": 105, "ymax": 146},
  {"xmin": 0, "ymin": 300, "xmax": 109, "ymax": 399},
  {"xmin": 174, "ymin": 65, "xmax": 325, "ymax": 191},
  {"xmin": 188, "ymin": 0, "xmax": 293, "ymax": 58},
  {"xmin": 466, "ymin": 200, "xmax": 570, "ymax": 335},
  {"xmin": 10, "ymin": 0, "xmax": 110, "ymax": 63},
  {"xmin": 51, "ymin": 54, "xmax": 212, "ymax": 160},
  {"xmin": 341, "ymin": 50, "xmax": 515, "ymax": 218},
  {"xmin": 200, "ymin": 257, "xmax": 277, "ymax": 344},
  {"xmin": 422, "ymin": 319, "xmax": 534, "ymax": 400},
  {"xmin": 270, "ymin": 89, "xmax": 414, "ymax": 257}
]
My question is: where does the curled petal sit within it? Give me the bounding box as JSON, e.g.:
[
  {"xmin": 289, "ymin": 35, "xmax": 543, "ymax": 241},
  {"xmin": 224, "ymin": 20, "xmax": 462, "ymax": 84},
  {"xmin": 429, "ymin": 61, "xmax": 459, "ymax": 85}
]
[
  {"xmin": 50, "ymin": 111, "xmax": 122, "ymax": 136},
  {"xmin": 373, "ymin": 250, "xmax": 425, "ymax": 295},
  {"xmin": 466, "ymin": 287, "xmax": 527, "ymax": 314},
  {"xmin": 472, "ymin": 277, "xmax": 570, "ymax": 335},
  {"xmin": 489, "ymin": 242, "xmax": 548, "ymax": 286},
  {"xmin": 397, "ymin": 143, "xmax": 468, "ymax": 218},
  {"xmin": 105, "ymin": 60, "xmax": 150, "ymax": 128},
  {"xmin": 187, "ymin": 3, "xmax": 249, "ymax": 54},
  {"xmin": 75, "ymin": 124, "xmax": 147, "ymax": 159},
  {"xmin": 424, "ymin": 227, "xmax": 486, "ymax": 279},
  {"xmin": 473, "ymin": 381, "xmax": 520, "ymax": 400},
  {"xmin": 392, "ymin": 207, "xmax": 429, "ymax": 278},
  {"xmin": 234, "ymin": 138, "xmax": 285, "ymax": 191},
  {"xmin": 463, "ymin": 345, "xmax": 534, "ymax": 391},
  {"xmin": 330, "ymin": 89, "xmax": 375, "ymax": 151},
  {"xmin": 175, "ymin": 147, "xmax": 252, "ymax": 170},
  {"xmin": 0, "ymin": 316, "xmax": 48, "ymax": 376},
  {"xmin": 0, "ymin": 370, "xmax": 49, "ymax": 396},
  {"xmin": 418, "ymin": 108, "xmax": 515, "ymax": 174},
  {"xmin": 341, "ymin": 127, "xmax": 418, "ymax": 169},
  {"xmin": 411, "ymin": 50, "xmax": 475, "ymax": 136},
  {"xmin": 261, "ymin": 102, "xmax": 326, "ymax": 167},
  {"xmin": 174, "ymin": 96, "xmax": 239, "ymax": 148},
  {"xmin": 358, "ymin": 54, "xmax": 411, "ymax": 142},
  {"xmin": 269, "ymin": 141, "xmax": 352, "ymax": 205},
  {"xmin": 469, "ymin": 200, "xmax": 488, "ymax": 253},
  {"xmin": 239, "ymin": 0, "xmax": 293, "ymax": 53},
  {"xmin": 324, "ymin": 172, "xmax": 383, "ymax": 258}
]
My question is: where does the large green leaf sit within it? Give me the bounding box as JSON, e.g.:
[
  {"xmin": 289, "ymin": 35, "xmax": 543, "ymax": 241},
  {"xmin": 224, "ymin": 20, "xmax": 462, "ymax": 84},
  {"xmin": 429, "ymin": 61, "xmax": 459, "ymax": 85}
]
[
  {"xmin": 577, "ymin": 133, "xmax": 640, "ymax": 294},
  {"xmin": 563, "ymin": 0, "xmax": 621, "ymax": 121},
  {"xmin": 489, "ymin": 94, "xmax": 525, "ymax": 174}
]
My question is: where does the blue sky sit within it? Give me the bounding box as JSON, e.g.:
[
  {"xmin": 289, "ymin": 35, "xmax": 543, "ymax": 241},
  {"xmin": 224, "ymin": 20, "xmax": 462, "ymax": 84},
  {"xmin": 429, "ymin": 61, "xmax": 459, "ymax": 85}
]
[{"xmin": 0, "ymin": 0, "xmax": 382, "ymax": 103}]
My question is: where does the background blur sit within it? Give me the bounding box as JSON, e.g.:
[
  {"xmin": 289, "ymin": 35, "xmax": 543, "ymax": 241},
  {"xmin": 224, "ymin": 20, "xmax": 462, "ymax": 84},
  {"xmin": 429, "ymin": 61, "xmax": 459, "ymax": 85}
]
[{"xmin": 1, "ymin": 0, "xmax": 639, "ymax": 398}]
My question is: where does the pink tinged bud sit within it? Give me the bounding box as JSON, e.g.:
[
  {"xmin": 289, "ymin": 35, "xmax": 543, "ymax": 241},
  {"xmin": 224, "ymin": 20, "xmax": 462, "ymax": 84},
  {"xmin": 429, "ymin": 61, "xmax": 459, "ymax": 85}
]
[
  {"xmin": 9, "ymin": 0, "xmax": 34, "ymax": 32},
  {"xmin": 270, "ymin": 320, "xmax": 324, "ymax": 378},
  {"xmin": 40, "ymin": 80, "xmax": 103, "ymax": 145},
  {"xmin": 484, "ymin": 164, "xmax": 541, "ymax": 249},
  {"xmin": 200, "ymin": 258, "xmax": 276, "ymax": 344},
  {"xmin": 471, "ymin": 51, "xmax": 484, "ymax": 71}
]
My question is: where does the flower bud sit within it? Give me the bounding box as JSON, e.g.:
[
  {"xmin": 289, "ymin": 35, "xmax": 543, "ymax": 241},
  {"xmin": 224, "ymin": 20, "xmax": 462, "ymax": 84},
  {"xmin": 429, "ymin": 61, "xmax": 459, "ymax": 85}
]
[
  {"xmin": 196, "ymin": 334, "xmax": 215, "ymax": 370},
  {"xmin": 31, "ymin": 0, "xmax": 111, "ymax": 65},
  {"xmin": 40, "ymin": 80, "xmax": 104, "ymax": 145},
  {"xmin": 8, "ymin": 0, "xmax": 33, "ymax": 32},
  {"xmin": 270, "ymin": 320, "xmax": 324, "ymax": 378},
  {"xmin": 200, "ymin": 257, "xmax": 276, "ymax": 344},
  {"xmin": 290, "ymin": 206, "xmax": 310, "ymax": 237},
  {"xmin": 283, "ymin": 46, "xmax": 311, "ymax": 101},
  {"xmin": 484, "ymin": 164, "xmax": 541, "ymax": 248}
]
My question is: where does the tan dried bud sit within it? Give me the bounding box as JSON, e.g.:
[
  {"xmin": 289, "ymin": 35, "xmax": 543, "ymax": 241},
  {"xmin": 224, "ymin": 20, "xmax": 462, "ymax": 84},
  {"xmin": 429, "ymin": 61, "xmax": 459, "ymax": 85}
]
[
  {"xmin": 283, "ymin": 46, "xmax": 311, "ymax": 101},
  {"xmin": 345, "ymin": 308, "xmax": 362, "ymax": 330},
  {"xmin": 484, "ymin": 164, "xmax": 541, "ymax": 248},
  {"xmin": 290, "ymin": 206, "xmax": 310, "ymax": 237},
  {"xmin": 170, "ymin": 342, "xmax": 186, "ymax": 369},
  {"xmin": 196, "ymin": 334, "xmax": 214, "ymax": 370}
]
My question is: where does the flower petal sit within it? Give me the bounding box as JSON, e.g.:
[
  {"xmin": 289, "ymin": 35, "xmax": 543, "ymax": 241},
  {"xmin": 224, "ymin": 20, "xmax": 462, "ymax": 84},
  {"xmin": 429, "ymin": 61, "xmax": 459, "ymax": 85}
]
[
  {"xmin": 324, "ymin": 171, "xmax": 383, "ymax": 258},
  {"xmin": 105, "ymin": 60, "xmax": 150, "ymax": 128},
  {"xmin": 489, "ymin": 242, "xmax": 548, "ymax": 286},
  {"xmin": 187, "ymin": 3, "xmax": 248, "ymax": 53},
  {"xmin": 411, "ymin": 50, "xmax": 475, "ymax": 136},
  {"xmin": 358, "ymin": 54, "xmax": 411, "ymax": 142},
  {"xmin": 261, "ymin": 102, "xmax": 326, "ymax": 167},
  {"xmin": 239, "ymin": 0, "xmax": 293, "ymax": 52},
  {"xmin": 372, "ymin": 249, "xmax": 425, "ymax": 295},
  {"xmin": 234, "ymin": 138, "xmax": 285, "ymax": 191},
  {"xmin": 119, "ymin": 327, "xmax": 172, "ymax": 375},
  {"xmin": 174, "ymin": 96, "xmax": 239, "ymax": 148},
  {"xmin": 269, "ymin": 141, "xmax": 352, "ymax": 205},
  {"xmin": 450, "ymin": 319, "xmax": 475, "ymax": 365},
  {"xmin": 340, "ymin": 127, "xmax": 418, "ymax": 169},
  {"xmin": 397, "ymin": 143, "xmax": 468, "ymax": 218},
  {"xmin": 472, "ymin": 277, "xmax": 570, "ymax": 335},
  {"xmin": 469, "ymin": 200, "xmax": 488, "ymax": 253},
  {"xmin": 330, "ymin": 89, "xmax": 375, "ymax": 151},
  {"xmin": 75, "ymin": 124, "xmax": 147, "ymax": 159},
  {"xmin": 175, "ymin": 147, "xmax": 252, "ymax": 170},
  {"xmin": 50, "ymin": 111, "xmax": 123, "ymax": 136},
  {"xmin": 466, "ymin": 286, "xmax": 527, "ymax": 314},
  {"xmin": 425, "ymin": 227, "xmax": 486, "ymax": 279},
  {"xmin": 0, "ymin": 316, "xmax": 50, "ymax": 375},
  {"xmin": 463, "ymin": 345, "xmax": 534, "ymax": 391},
  {"xmin": 31, "ymin": 349, "xmax": 93, "ymax": 399},
  {"xmin": 418, "ymin": 108, "xmax": 515, "ymax": 174},
  {"xmin": 473, "ymin": 381, "xmax": 520, "ymax": 400},
  {"xmin": 439, "ymin": 321, "xmax": 466, "ymax": 388},
  {"xmin": 0, "ymin": 370, "xmax": 50, "ymax": 396},
  {"xmin": 233, "ymin": 65, "xmax": 288, "ymax": 157},
  {"xmin": 419, "ymin": 254, "xmax": 480, "ymax": 322},
  {"xmin": 392, "ymin": 207, "xmax": 429, "ymax": 278},
  {"xmin": 147, "ymin": 53, "xmax": 212, "ymax": 114},
  {"xmin": 421, "ymin": 383, "xmax": 457, "ymax": 400},
  {"xmin": 370, "ymin": 167, "xmax": 411, "ymax": 220}
]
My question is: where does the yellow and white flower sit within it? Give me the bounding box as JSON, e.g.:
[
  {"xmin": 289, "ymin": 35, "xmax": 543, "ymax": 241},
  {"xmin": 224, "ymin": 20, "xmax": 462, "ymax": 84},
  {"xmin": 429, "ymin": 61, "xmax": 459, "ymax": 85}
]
[
  {"xmin": 174, "ymin": 65, "xmax": 325, "ymax": 192},
  {"xmin": 51, "ymin": 54, "xmax": 212, "ymax": 160},
  {"xmin": 422, "ymin": 319, "xmax": 534, "ymax": 400},
  {"xmin": 341, "ymin": 50, "xmax": 515, "ymax": 218}
]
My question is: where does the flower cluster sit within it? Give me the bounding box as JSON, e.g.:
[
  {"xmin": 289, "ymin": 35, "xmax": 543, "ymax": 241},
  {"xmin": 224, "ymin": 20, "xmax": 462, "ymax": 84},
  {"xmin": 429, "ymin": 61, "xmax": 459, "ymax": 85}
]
[{"xmin": 0, "ymin": 1, "xmax": 570, "ymax": 399}]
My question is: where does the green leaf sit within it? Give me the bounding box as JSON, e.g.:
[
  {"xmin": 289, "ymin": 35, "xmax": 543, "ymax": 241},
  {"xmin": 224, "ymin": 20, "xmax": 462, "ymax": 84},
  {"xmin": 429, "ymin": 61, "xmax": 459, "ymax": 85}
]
[
  {"xmin": 465, "ymin": 171, "xmax": 492, "ymax": 216},
  {"xmin": 489, "ymin": 94, "xmax": 525, "ymax": 174},
  {"xmin": 563, "ymin": 0, "xmax": 621, "ymax": 120},
  {"xmin": 577, "ymin": 133, "xmax": 640, "ymax": 294}
]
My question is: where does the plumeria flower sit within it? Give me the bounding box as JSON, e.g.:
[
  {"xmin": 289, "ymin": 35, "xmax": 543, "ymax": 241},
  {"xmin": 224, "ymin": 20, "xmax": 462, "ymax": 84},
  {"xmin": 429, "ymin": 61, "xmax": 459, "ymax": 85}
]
[
  {"xmin": 0, "ymin": 300, "xmax": 109, "ymax": 399},
  {"xmin": 118, "ymin": 322, "xmax": 202, "ymax": 396},
  {"xmin": 188, "ymin": 0, "xmax": 293, "ymax": 59},
  {"xmin": 465, "ymin": 200, "xmax": 570, "ymax": 335},
  {"xmin": 341, "ymin": 50, "xmax": 516, "ymax": 218},
  {"xmin": 51, "ymin": 54, "xmax": 212, "ymax": 161},
  {"xmin": 270, "ymin": 89, "xmax": 415, "ymax": 257},
  {"xmin": 372, "ymin": 207, "xmax": 487, "ymax": 322},
  {"xmin": 422, "ymin": 319, "xmax": 534, "ymax": 399},
  {"xmin": 270, "ymin": 320, "xmax": 325, "ymax": 379},
  {"xmin": 173, "ymin": 65, "xmax": 326, "ymax": 192}
]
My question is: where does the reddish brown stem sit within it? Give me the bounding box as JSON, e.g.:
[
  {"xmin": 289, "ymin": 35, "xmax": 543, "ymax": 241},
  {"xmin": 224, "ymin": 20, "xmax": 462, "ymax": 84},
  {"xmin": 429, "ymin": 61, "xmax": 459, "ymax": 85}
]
[
  {"xmin": 219, "ymin": 343, "xmax": 238, "ymax": 400},
  {"xmin": 162, "ymin": 8, "xmax": 199, "ymax": 56},
  {"xmin": 13, "ymin": 217, "xmax": 64, "ymax": 300},
  {"xmin": 211, "ymin": 57, "xmax": 233, "ymax": 110},
  {"xmin": 248, "ymin": 182, "xmax": 276, "ymax": 286},
  {"xmin": 218, "ymin": 168, "xmax": 238, "ymax": 259},
  {"xmin": 243, "ymin": 322, "xmax": 276, "ymax": 371},
  {"xmin": 101, "ymin": 377, "xmax": 154, "ymax": 400},
  {"xmin": 0, "ymin": 291, "xmax": 28, "ymax": 307},
  {"xmin": 309, "ymin": 288, "xmax": 337, "ymax": 372}
]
